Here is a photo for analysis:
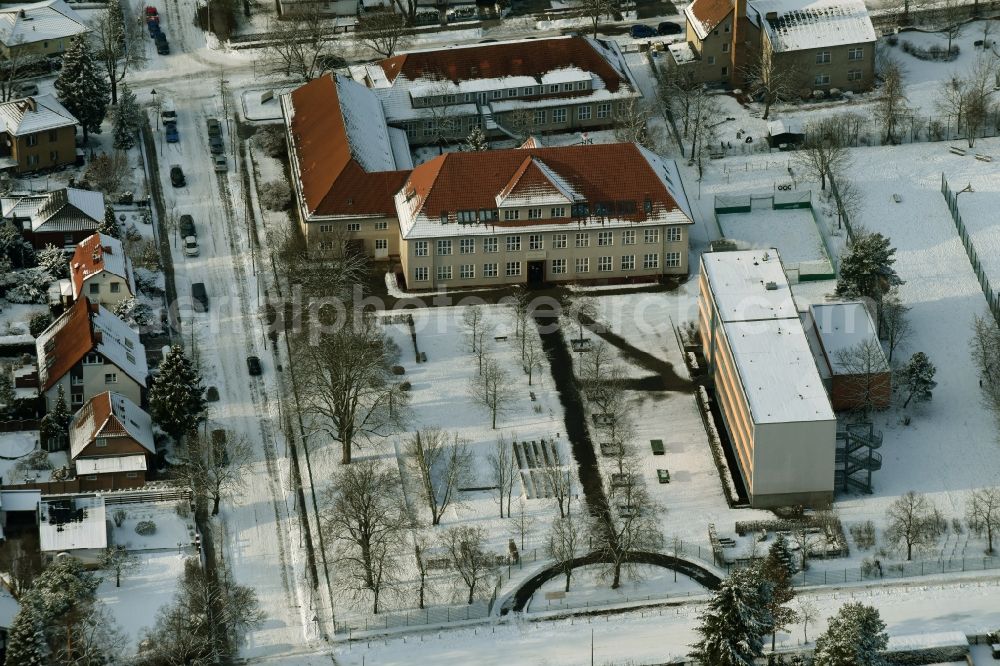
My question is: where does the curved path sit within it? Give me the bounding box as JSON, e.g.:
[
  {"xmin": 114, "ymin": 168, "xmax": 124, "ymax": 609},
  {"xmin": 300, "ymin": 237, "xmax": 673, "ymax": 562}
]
[{"xmin": 501, "ymin": 551, "xmax": 723, "ymax": 614}]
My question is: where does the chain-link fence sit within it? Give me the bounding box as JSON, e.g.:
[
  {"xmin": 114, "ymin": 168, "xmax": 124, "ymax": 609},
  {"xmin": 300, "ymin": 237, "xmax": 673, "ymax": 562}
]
[
  {"xmin": 941, "ymin": 173, "xmax": 1000, "ymax": 325},
  {"xmin": 789, "ymin": 553, "xmax": 1000, "ymax": 587}
]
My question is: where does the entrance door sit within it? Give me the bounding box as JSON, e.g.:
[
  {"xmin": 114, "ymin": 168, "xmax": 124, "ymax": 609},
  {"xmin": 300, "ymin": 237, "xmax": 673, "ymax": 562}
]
[
  {"xmin": 476, "ymin": 91, "xmax": 488, "ymax": 106},
  {"xmin": 527, "ymin": 260, "xmax": 545, "ymax": 286}
]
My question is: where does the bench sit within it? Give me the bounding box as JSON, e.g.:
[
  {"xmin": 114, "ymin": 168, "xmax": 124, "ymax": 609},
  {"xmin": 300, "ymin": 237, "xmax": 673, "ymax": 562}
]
[
  {"xmin": 975, "ymin": 154, "xmax": 993, "ymax": 162},
  {"xmin": 494, "ymin": 335, "xmax": 507, "ymax": 342},
  {"xmin": 892, "ymin": 193, "xmax": 901, "ymax": 203},
  {"xmin": 650, "ymin": 439, "xmax": 665, "ymax": 455},
  {"xmin": 949, "ymin": 146, "xmax": 966, "ymax": 156},
  {"xmin": 657, "ymin": 469, "xmax": 670, "ymax": 484}
]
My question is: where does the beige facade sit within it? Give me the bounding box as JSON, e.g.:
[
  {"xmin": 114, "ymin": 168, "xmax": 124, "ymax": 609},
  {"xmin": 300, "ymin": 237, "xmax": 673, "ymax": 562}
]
[
  {"xmin": 305, "ymin": 215, "xmax": 402, "ymax": 259},
  {"xmin": 771, "ymin": 39, "xmax": 875, "ymax": 94},
  {"xmin": 44, "ymin": 362, "xmax": 143, "ymax": 413},
  {"xmin": 2, "ymin": 37, "xmax": 70, "ymax": 59},
  {"xmin": 9, "ymin": 125, "xmax": 75, "ymax": 174},
  {"xmin": 78, "ymin": 271, "xmax": 132, "ymax": 308},
  {"xmin": 684, "ymin": 14, "xmax": 736, "ymax": 83}
]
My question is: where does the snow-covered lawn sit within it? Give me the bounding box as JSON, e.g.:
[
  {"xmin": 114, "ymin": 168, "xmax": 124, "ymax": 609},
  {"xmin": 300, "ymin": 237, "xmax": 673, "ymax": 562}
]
[
  {"xmin": 97, "ymin": 550, "xmax": 188, "ymax": 651},
  {"xmin": 718, "ymin": 205, "xmax": 832, "ymax": 271},
  {"xmin": 109, "ymin": 502, "xmax": 198, "ymax": 551},
  {"xmin": 526, "ymin": 563, "xmax": 709, "ymax": 613}
]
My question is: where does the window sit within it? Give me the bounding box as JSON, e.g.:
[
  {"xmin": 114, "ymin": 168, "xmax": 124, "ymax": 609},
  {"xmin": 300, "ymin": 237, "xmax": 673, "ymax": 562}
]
[
  {"xmin": 722, "ymin": 42, "xmax": 730, "ymax": 52},
  {"xmin": 436, "ymin": 239, "xmax": 452, "ymax": 255},
  {"xmin": 707, "ymin": 55, "xmax": 715, "ymax": 65},
  {"xmin": 534, "ymin": 110, "xmax": 547, "ymax": 125},
  {"xmin": 527, "ymin": 208, "xmax": 543, "ymax": 220},
  {"xmin": 666, "ymin": 227, "xmax": 682, "ymax": 242},
  {"xmin": 724, "ymin": 23, "xmax": 730, "ymax": 32},
  {"xmin": 440, "ymin": 212, "xmax": 449, "ymax": 224},
  {"xmin": 346, "ymin": 222, "xmax": 361, "ymax": 232},
  {"xmin": 848, "ymin": 47, "xmax": 863, "ymax": 61},
  {"xmin": 375, "ymin": 220, "xmax": 388, "ymax": 230},
  {"xmin": 577, "ymin": 105, "xmax": 591, "ymax": 121},
  {"xmin": 550, "ymin": 207, "xmax": 566, "ymax": 218},
  {"xmin": 572, "ymin": 202, "xmax": 590, "ymax": 217},
  {"xmin": 504, "ymin": 209, "xmax": 520, "ymax": 221},
  {"xmin": 375, "ymin": 239, "xmax": 388, "ymax": 250},
  {"xmin": 124, "ymin": 338, "xmax": 134, "ymax": 350},
  {"xmin": 318, "ymin": 241, "xmax": 333, "ymax": 250},
  {"xmin": 86, "ymin": 474, "xmax": 97, "ymax": 481},
  {"xmin": 815, "ymin": 74, "xmax": 831, "ymax": 86},
  {"xmin": 414, "ymin": 241, "xmax": 428, "ymax": 257},
  {"xmin": 643, "ymin": 253, "xmax": 659, "ymax": 269},
  {"xmin": 548, "ymin": 84, "xmax": 558, "ymax": 93},
  {"xmin": 484, "ymin": 237, "xmax": 498, "ymax": 253},
  {"xmin": 523, "ymin": 86, "xmax": 535, "ymax": 96},
  {"xmin": 644, "ymin": 229, "xmax": 660, "ymax": 244},
  {"xmin": 847, "ymin": 69, "xmax": 863, "ymax": 81},
  {"xmin": 506, "ymin": 235, "xmax": 521, "ymax": 252},
  {"xmin": 414, "ymin": 266, "xmax": 429, "ymax": 281},
  {"xmin": 507, "ymin": 88, "xmax": 517, "ymax": 97},
  {"xmin": 529, "ymin": 234, "xmax": 543, "ymax": 250},
  {"xmin": 483, "ymin": 263, "xmax": 498, "ymax": 277},
  {"xmin": 575, "ymin": 257, "xmax": 589, "ymax": 273},
  {"xmin": 597, "ymin": 231, "xmax": 613, "ymax": 246},
  {"xmin": 458, "ymin": 210, "xmax": 476, "ymax": 223},
  {"xmin": 597, "ymin": 103, "xmax": 611, "ymax": 119},
  {"xmin": 552, "ymin": 234, "xmax": 568, "ymax": 249},
  {"xmin": 84, "ymin": 352, "xmax": 100, "ymax": 365},
  {"xmin": 621, "ymin": 255, "xmax": 635, "ymax": 271},
  {"xmin": 48, "ymin": 129, "xmax": 58, "ymax": 142},
  {"xmin": 26, "ymin": 134, "xmax": 37, "ymax": 147},
  {"xmin": 423, "ymin": 121, "xmax": 435, "ymax": 137},
  {"xmin": 126, "ymin": 472, "xmax": 138, "ymax": 479},
  {"xmin": 551, "ymin": 258, "xmax": 566, "ymax": 274},
  {"xmin": 492, "ymin": 90, "xmax": 502, "ymax": 99},
  {"xmin": 505, "ymin": 261, "xmax": 521, "ymax": 277},
  {"xmin": 552, "ymin": 108, "xmax": 567, "ymax": 123},
  {"xmin": 622, "ymin": 229, "xmax": 636, "ymax": 245},
  {"xmin": 105, "ymin": 373, "xmax": 118, "ymax": 384},
  {"xmin": 598, "ymin": 256, "xmax": 612, "ymax": 272},
  {"xmin": 96, "ymin": 438, "xmax": 108, "ymax": 448},
  {"xmin": 722, "ymin": 66, "xmax": 729, "ymax": 76},
  {"xmin": 460, "ymin": 264, "xmax": 475, "ymax": 279},
  {"xmin": 437, "ymin": 265, "xmax": 453, "ymax": 280},
  {"xmin": 480, "ymin": 209, "xmax": 498, "ymax": 221},
  {"xmin": 27, "ymin": 155, "xmax": 38, "ymax": 167},
  {"xmin": 460, "ymin": 238, "xmax": 475, "ymax": 254},
  {"xmin": 576, "ymin": 81, "xmax": 587, "ymax": 91},
  {"xmin": 49, "ymin": 151, "xmax": 58, "ymax": 163},
  {"xmin": 319, "ymin": 224, "xmax": 333, "ymax": 233},
  {"xmin": 575, "ymin": 233, "xmax": 590, "ymax": 248},
  {"xmin": 89, "ymin": 283, "xmax": 100, "ymax": 295},
  {"xmin": 665, "ymin": 252, "xmax": 682, "ymax": 268},
  {"xmin": 816, "ymin": 51, "xmax": 831, "ymax": 64}
]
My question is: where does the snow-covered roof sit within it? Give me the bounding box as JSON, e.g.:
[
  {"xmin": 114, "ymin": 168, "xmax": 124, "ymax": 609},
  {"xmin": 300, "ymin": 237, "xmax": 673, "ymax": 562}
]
[
  {"xmin": 0, "ymin": 488, "xmax": 40, "ymax": 512},
  {"xmin": 387, "ymin": 126, "xmax": 413, "ymax": 170},
  {"xmin": 747, "ymin": 0, "xmax": 876, "ymax": 53},
  {"xmin": 92, "ymin": 306, "xmax": 147, "ymax": 386},
  {"xmin": 0, "ymin": 0, "xmax": 89, "ymax": 48},
  {"xmin": 69, "ymin": 390, "xmax": 155, "ymax": 460},
  {"xmin": 809, "ymin": 302, "xmax": 887, "ymax": 375},
  {"xmin": 701, "ymin": 249, "xmax": 797, "ymax": 322},
  {"xmin": 684, "ymin": 0, "xmax": 733, "ymax": 41},
  {"xmin": 668, "ymin": 41, "xmax": 699, "ymax": 65},
  {"xmin": 767, "ymin": 118, "xmax": 805, "ymax": 136},
  {"xmin": 38, "ymin": 495, "xmax": 108, "ymax": 553},
  {"xmin": 335, "ymin": 74, "xmax": 397, "ymax": 174},
  {"xmin": 1, "ymin": 187, "xmax": 103, "ymax": 233},
  {"xmin": 76, "ymin": 454, "xmax": 147, "ymax": 475},
  {"xmin": 70, "ymin": 233, "xmax": 136, "ymax": 299},
  {"xmin": 0, "ymin": 94, "xmax": 77, "ymax": 136}
]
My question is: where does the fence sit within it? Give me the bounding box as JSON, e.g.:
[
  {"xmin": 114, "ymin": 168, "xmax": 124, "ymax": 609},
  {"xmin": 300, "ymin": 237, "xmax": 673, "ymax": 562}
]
[
  {"xmin": 790, "ymin": 553, "xmax": 1000, "ymax": 587},
  {"xmin": 941, "ymin": 173, "xmax": 1000, "ymax": 325}
]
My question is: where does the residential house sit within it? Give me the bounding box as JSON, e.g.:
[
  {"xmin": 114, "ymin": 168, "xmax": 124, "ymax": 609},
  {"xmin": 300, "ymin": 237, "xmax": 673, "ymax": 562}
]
[
  {"xmin": 0, "ymin": 95, "xmax": 78, "ymax": 173},
  {"xmin": 357, "ymin": 36, "xmax": 641, "ymax": 144},
  {"xmin": 70, "ymin": 233, "xmax": 136, "ymax": 308},
  {"xmin": 69, "ymin": 391, "xmax": 154, "ymax": 492},
  {"xmin": 37, "ymin": 494, "xmax": 108, "ymax": 565},
  {"xmin": 0, "ymin": 0, "xmax": 89, "ymax": 59},
  {"xmin": 698, "ymin": 249, "xmax": 836, "ymax": 508},
  {"xmin": 2, "ymin": 187, "xmax": 103, "ymax": 249},
  {"xmin": 36, "ymin": 297, "xmax": 147, "ymax": 412},
  {"xmin": 672, "ymin": 0, "xmax": 875, "ymax": 93}
]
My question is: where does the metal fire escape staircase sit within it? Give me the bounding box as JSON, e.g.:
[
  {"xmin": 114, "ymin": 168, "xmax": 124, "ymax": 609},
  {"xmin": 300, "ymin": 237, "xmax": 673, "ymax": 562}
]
[{"xmin": 834, "ymin": 422, "xmax": 882, "ymax": 494}]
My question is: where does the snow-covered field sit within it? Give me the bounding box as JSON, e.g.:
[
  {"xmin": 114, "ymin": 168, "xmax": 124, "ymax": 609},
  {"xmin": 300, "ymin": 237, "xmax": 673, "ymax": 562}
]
[
  {"xmin": 109, "ymin": 502, "xmax": 198, "ymax": 551},
  {"xmin": 718, "ymin": 205, "xmax": 832, "ymax": 269},
  {"xmin": 97, "ymin": 551, "xmax": 188, "ymax": 650}
]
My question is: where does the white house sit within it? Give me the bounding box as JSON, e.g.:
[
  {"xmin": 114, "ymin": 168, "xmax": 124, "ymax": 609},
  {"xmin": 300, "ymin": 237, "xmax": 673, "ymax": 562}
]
[{"xmin": 70, "ymin": 233, "xmax": 136, "ymax": 308}]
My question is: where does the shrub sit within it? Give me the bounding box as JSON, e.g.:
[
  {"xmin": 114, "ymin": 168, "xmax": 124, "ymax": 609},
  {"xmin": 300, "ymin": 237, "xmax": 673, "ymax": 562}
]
[
  {"xmin": 14, "ymin": 449, "xmax": 52, "ymax": 472},
  {"xmin": 259, "ymin": 180, "xmax": 291, "ymax": 211},
  {"xmin": 135, "ymin": 520, "xmax": 157, "ymax": 536},
  {"xmin": 29, "ymin": 311, "xmax": 52, "ymax": 337},
  {"xmin": 255, "ymin": 125, "xmax": 287, "ymax": 158},
  {"xmin": 850, "ymin": 520, "xmax": 877, "ymax": 550},
  {"xmin": 113, "ymin": 509, "xmax": 127, "ymax": 527}
]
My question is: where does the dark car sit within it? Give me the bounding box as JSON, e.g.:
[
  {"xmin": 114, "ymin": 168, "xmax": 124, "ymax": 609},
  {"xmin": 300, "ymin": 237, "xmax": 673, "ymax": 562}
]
[
  {"xmin": 206, "ymin": 118, "xmax": 222, "ymax": 138},
  {"xmin": 170, "ymin": 164, "xmax": 185, "ymax": 187},
  {"xmin": 629, "ymin": 24, "xmax": 657, "ymax": 38},
  {"xmin": 246, "ymin": 356, "xmax": 262, "ymax": 376},
  {"xmin": 147, "ymin": 20, "xmax": 160, "ymax": 37},
  {"xmin": 657, "ymin": 21, "xmax": 682, "ymax": 35},
  {"xmin": 192, "ymin": 282, "xmax": 208, "ymax": 312},
  {"xmin": 209, "ymin": 135, "xmax": 223, "ymax": 154},
  {"xmin": 165, "ymin": 124, "xmax": 179, "ymax": 142},
  {"xmin": 179, "ymin": 214, "xmax": 195, "ymax": 237},
  {"xmin": 155, "ymin": 36, "xmax": 170, "ymax": 55}
]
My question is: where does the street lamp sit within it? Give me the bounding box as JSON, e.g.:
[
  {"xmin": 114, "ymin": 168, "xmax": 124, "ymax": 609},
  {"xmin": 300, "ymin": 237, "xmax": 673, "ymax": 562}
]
[
  {"xmin": 957, "ymin": 183, "xmax": 974, "ymax": 197},
  {"xmin": 150, "ymin": 89, "xmax": 159, "ymax": 130}
]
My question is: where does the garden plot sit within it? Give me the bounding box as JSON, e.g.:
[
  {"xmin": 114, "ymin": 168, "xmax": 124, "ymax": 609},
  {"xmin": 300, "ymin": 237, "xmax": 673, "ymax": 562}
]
[
  {"xmin": 109, "ymin": 501, "xmax": 198, "ymax": 551},
  {"xmin": 97, "ymin": 550, "xmax": 188, "ymax": 651},
  {"xmin": 717, "ymin": 203, "xmax": 832, "ymax": 274}
]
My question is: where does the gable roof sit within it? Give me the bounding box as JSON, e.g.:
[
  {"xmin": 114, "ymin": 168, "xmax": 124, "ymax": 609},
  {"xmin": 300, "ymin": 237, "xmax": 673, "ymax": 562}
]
[
  {"xmin": 747, "ymin": 0, "xmax": 875, "ymax": 52},
  {"xmin": 69, "ymin": 390, "xmax": 154, "ymax": 460},
  {"xmin": 396, "ymin": 142, "xmax": 693, "ymax": 238},
  {"xmin": 0, "ymin": 94, "xmax": 77, "ymax": 136},
  {"xmin": 684, "ymin": 0, "xmax": 734, "ymax": 40},
  {"xmin": 0, "ymin": 0, "xmax": 89, "ymax": 48},
  {"xmin": 284, "ymin": 74, "xmax": 410, "ymax": 218},
  {"xmin": 374, "ymin": 36, "xmax": 632, "ymax": 93},
  {"xmin": 1, "ymin": 187, "xmax": 103, "ymax": 233},
  {"xmin": 70, "ymin": 233, "xmax": 136, "ymax": 299},
  {"xmin": 36, "ymin": 298, "xmax": 147, "ymax": 392}
]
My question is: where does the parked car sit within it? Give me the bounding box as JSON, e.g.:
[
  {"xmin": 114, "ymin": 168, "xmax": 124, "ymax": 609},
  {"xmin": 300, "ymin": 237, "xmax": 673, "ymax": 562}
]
[
  {"xmin": 170, "ymin": 165, "xmax": 185, "ymax": 187},
  {"xmin": 145, "ymin": 5, "xmax": 158, "ymax": 16},
  {"xmin": 657, "ymin": 21, "xmax": 682, "ymax": 35},
  {"xmin": 192, "ymin": 282, "xmax": 208, "ymax": 312},
  {"xmin": 13, "ymin": 82, "xmax": 38, "ymax": 97},
  {"xmin": 209, "ymin": 135, "xmax": 223, "ymax": 154},
  {"xmin": 246, "ymin": 356, "xmax": 262, "ymax": 376},
  {"xmin": 206, "ymin": 118, "xmax": 222, "ymax": 138},
  {"xmin": 165, "ymin": 124, "xmax": 179, "ymax": 142},
  {"xmin": 183, "ymin": 236, "xmax": 199, "ymax": 257},
  {"xmin": 155, "ymin": 36, "xmax": 170, "ymax": 55},
  {"xmin": 629, "ymin": 24, "xmax": 657, "ymax": 38},
  {"xmin": 179, "ymin": 214, "xmax": 195, "ymax": 237},
  {"xmin": 213, "ymin": 155, "xmax": 228, "ymax": 172},
  {"xmin": 147, "ymin": 20, "xmax": 160, "ymax": 37}
]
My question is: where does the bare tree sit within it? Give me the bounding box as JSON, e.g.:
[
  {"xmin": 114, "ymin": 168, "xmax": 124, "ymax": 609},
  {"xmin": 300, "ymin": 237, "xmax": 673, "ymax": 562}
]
[
  {"xmin": 958, "ymin": 57, "xmax": 998, "ymax": 148},
  {"xmin": 886, "ymin": 491, "xmax": 943, "ymax": 560},
  {"xmin": 509, "ymin": 497, "xmax": 537, "ymax": 551},
  {"xmin": 95, "ymin": 0, "xmax": 140, "ymax": 105},
  {"xmin": 323, "ymin": 459, "xmax": 408, "ymax": 614},
  {"xmin": 522, "ymin": 334, "xmax": 546, "ymax": 386},
  {"xmin": 668, "ymin": 536, "xmax": 686, "ymax": 583},
  {"xmin": 85, "ymin": 151, "xmax": 130, "ymax": 195},
  {"xmin": 795, "ymin": 116, "xmax": 852, "ymax": 190},
  {"xmin": 100, "ymin": 545, "xmax": 140, "ymax": 588},
  {"xmin": 546, "ymin": 512, "xmax": 583, "ymax": 592},
  {"xmin": 613, "ymin": 98, "xmax": 659, "ymax": 150},
  {"xmin": 413, "ymin": 532, "xmax": 433, "ymax": 609},
  {"xmin": 506, "ymin": 284, "xmax": 532, "ymax": 362},
  {"xmin": 580, "ymin": 0, "xmax": 613, "ymax": 38},
  {"xmin": 184, "ymin": 430, "xmax": 254, "ymax": 516},
  {"xmin": 261, "ymin": 9, "xmax": 340, "ymax": 81},
  {"xmin": 659, "ymin": 66, "xmax": 701, "ymax": 137},
  {"xmin": 880, "ymin": 288, "xmax": 910, "ymax": 363},
  {"xmin": 440, "ymin": 526, "xmax": 495, "ymax": 604},
  {"xmin": 539, "ymin": 457, "xmax": 572, "ymax": 518},
  {"xmin": 970, "ymin": 313, "xmax": 1000, "ymax": 424},
  {"xmin": 688, "ymin": 87, "xmax": 723, "ymax": 177},
  {"xmin": 470, "ymin": 356, "xmax": 516, "ymax": 429},
  {"xmin": 0, "ymin": 533, "xmax": 43, "ymax": 598},
  {"xmin": 488, "ymin": 434, "xmax": 517, "ymax": 518},
  {"xmin": 936, "ymin": 0, "xmax": 966, "ymax": 55},
  {"xmin": 501, "ymin": 108, "xmax": 536, "ymax": 143},
  {"xmin": 795, "ymin": 597, "xmax": 820, "ymax": 643},
  {"xmin": 834, "ymin": 338, "xmax": 890, "ymax": 418},
  {"xmin": 831, "ymin": 171, "xmax": 863, "ymax": 230},
  {"xmin": 0, "ymin": 40, "xmax": 43, "ymax": 102},
  {"xmin": 967, "ymin": 487, "xmax": 1000, "ymax": 554},
  {"xmin": 356, "ymin": 10, "xmax": 409, "ymax": 59},
  {"xmin": 740, "ymin": 46, "xmax": 802, "ymax": 120},
  {"xmin": 874, "ymin": 60, "xmax": 909, "ymax": 144},
  {"xmin": 294, "ymin": 312, "xmax": 409, "ymax": 464},
  {"xmin": 463, "ymin": 307, "xmax": 485, "ymax": 354},
  {"xmin": 566, "ymin": 295, "xmax": 597, "ymax": 343},
  {"xmin": 405, "ymin": 428, "xmax": 472, "ymax": 526}
]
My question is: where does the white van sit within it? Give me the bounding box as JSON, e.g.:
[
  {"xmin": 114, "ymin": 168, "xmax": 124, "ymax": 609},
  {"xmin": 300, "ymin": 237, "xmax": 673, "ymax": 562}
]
[{"xmin": 160, "ymin": 98, "xmax": 176, "ymax": 123}]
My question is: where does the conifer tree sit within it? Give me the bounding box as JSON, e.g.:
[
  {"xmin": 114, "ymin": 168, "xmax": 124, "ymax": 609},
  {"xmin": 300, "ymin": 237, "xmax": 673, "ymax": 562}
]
[
  {"xmin": 900, "ymin": 352, "xmax": 937, "ymax": 408},
  {"xmin": 759, "ymin": 537, "xmax": 798, "ymax": 651},
  {"xmin": 813, "ymin": 602, "xmax": 888, "ymax": 666},
  {"xmin": 465, "ymin": 126, "xmax": 489, "ymax": 151},
  {"xmin": 4, "ymin": 605, "xmax": 49, "ymax": 666},
  {"xmin": 99, "ymin": 204, "xmax": 121, "ymax": 238},
  {"xmin": 112, "ymin": 83, "xmax": 140, "ymax": 150},
  {"xmin": 149, "ymin": 345, "xmax": 206, "ymax": 441},
  {"xmin": 690, "ymin": 567, "xmax": 772, "ymax": 666},
  {"xmin": 36, "ymin": 244, "xmax": 68, "ymax": 279},
  {"xmin": 835, "ymin": 231, "xmax": 902, "ymax": 308},
  {"xmin": 55, "ymin": 34, "xmax": 110, "ymax": 141}
]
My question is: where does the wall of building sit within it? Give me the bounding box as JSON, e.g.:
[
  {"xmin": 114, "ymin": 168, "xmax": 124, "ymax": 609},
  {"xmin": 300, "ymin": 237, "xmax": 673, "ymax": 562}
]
[
  {"xmin": 78, "ymin": 470, "xmax": 147, "ymax": 492},
  {"xmin": 830, "ymin": 371, "xmax": 891, "ymax": 411},
  {"xmin": 78, "ymin": 271, "xmax": 132, "ymax": 308},
  {"xmin": 44, "ymin": 362, "xmax": 142, "ymax": 413},
  {"xmin": 687, "ymin": 15, "xmax": 736, "ymax": 82},
  {"xmin": 24, "ymin": 228, "xmax": 94, "ymax": 250},
  {"xmin": 3, "ymin": 37, "xmax": 72, "ymax": 59},
  {"xmin": 752, "ymin": 419, "xmax": 836, "ymax": 507},
  {"xmin": 305, "ymin": 215, "xmax": 401, "ymax": 258},
  {"xmin": 76, "ymin": 435, "xmax": 146, "ymax": 459},
  {"xmin": 12, "ymin": 125, "xmax": 76, "ymax": 174},
  {"xmin": 771, "ymin": 39, "xmax": 876, "ymax": 94}
]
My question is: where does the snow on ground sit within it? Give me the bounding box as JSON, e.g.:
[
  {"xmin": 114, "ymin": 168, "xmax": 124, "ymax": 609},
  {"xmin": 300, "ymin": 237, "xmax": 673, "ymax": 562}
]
[
  {"xmin": 109, "ymin": 502, "xmax": 198, "ymax": 551},
  {"xmin": 97, "ymin": 550, "xmax": 188, "ymax": 651},
  {"xmin": 718, "ymin": 204, "xmax": 832, "ymax": 269},
  {"xmin": 526, "ymin": 563, "xmax": 708, "ymax": 613}
]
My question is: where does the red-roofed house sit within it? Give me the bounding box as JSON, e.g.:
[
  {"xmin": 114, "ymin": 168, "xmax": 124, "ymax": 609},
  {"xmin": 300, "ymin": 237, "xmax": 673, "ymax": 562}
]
[
  {"xmin": 69, "ymin": 391, "xmax": 154, "ymax": 491},
  {"xmin": 70, "ymin": 233, "xmax": 136, "ymax": 308}
]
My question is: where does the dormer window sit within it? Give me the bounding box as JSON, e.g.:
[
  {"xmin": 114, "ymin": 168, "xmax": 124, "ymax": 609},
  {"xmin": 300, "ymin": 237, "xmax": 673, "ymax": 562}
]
[
  {"xmin": 440, "ymin": 212, "xmax": 449, "ymax": 224},
  {"xmin": 84, "ymin": 353, "xmax": 101, "ymax": 365}
]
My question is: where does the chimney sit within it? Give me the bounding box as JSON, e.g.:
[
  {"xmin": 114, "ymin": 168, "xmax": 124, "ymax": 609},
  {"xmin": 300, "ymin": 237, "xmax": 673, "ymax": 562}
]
[
  {"xmin": 18, "ymin": 8, "xmax": 25, "ymax": 18},
  {"xmin": 89, "ymin": 300, "xmax": 100, "ymax": 314},
  {"xmin": 765, "ymin": 10, "xmax": 778, "ymax": 19},
  {"xmin": 93, "ymin": 331, "xmax": 103, "ymax": 344},
  {"xmin": 24, "ymin": 97, "xmax": 36, "ymax": 112}
]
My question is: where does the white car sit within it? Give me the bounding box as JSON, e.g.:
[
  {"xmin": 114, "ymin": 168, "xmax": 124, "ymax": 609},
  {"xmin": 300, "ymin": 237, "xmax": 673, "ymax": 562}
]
[
  {"xmin": 213, "ymin": 154, "xmax": 227, "ymax": 172},
  {"xmin": 183, "ymin": 235, "xmax": 199, "ymax": 257}
]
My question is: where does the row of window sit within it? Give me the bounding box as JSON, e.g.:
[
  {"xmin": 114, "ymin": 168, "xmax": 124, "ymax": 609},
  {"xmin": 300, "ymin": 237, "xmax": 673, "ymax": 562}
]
[
  {"xmin": 413, "ymin": 253, "xmax": 682, "ymax": 281},
  {"xmin": 89, "ymin": 282, "xmax": 123, "ymax": 294},
  {"xmin": 529, "ymin": 103, "xmax": 612, "ymax": 126},
  {"xmin": 448, "ymin": 199, "xmax": 648, "ymax": 225},
  {"xmin": 815, "ymin": 70, "xmax": 865, "ymax": 85},
  {"xmin": 816, "ymin": 47, "xmax": 865, "ymax": 64},
  {"xmin": 25, "ymin": 151, "xmax": 60, "ymax": 167},
  {"xmin": 83, "ymin": 472, "xmax": 140, "ymax": 481},
  {"xmin": 25, "ymin": 129, "xmax": 61, "ymax": 147},
  {"xmin": 412, "ymin": 80, "xmax": 592, "ymax": 108},
  {"xmin": 320, "ymin": 222, "xmax": 389, "ymax": 233},
  {"xmin": 415, "ymin": 228, "xmax": 681, "ymax": 256}
]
